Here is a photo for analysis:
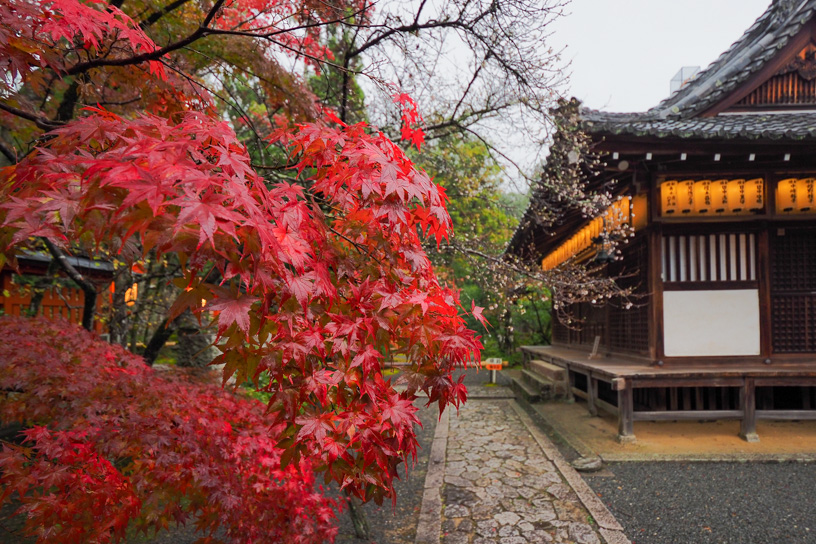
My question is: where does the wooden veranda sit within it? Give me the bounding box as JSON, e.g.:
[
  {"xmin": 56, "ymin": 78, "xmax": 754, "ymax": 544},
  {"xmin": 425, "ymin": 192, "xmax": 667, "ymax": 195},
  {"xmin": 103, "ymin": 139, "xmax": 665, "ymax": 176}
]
[{"xmin": 521, "ymin": 345, "xmax": 816, "ymax": 443}]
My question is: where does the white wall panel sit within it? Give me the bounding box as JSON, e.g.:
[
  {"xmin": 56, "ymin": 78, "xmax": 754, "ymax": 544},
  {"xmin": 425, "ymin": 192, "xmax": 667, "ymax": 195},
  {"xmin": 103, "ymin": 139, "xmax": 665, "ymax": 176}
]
[{"xmin": 663, "ymin": 289, "xmax": 760, "ymax": 356}]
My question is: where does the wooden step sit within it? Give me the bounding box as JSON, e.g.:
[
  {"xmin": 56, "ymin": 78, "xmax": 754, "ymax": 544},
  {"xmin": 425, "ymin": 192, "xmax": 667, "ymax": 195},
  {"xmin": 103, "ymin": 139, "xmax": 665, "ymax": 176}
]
[{"xmin": 529, "ymin": 359, "xmax": 566, "ymax": 383}]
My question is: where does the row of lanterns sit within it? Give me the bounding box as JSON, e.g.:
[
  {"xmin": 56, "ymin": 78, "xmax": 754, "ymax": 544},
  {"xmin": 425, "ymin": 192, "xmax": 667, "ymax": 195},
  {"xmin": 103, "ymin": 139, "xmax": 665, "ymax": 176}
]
[
  {"xmin": 660, "ymin": 178, "xmax": 816, "ymax": 215},
  {"xmin": 660, "ymin": 179, "xmax": 764, "ymax": 215},
  {"xmin": 542, "ymin": 178, "xmax": 816, "ymax": 272},
  {"xmin": 776, "ymin": 178, "xmax": 816, "ymax": 213},
  {"xmin": 542, "ymin": 196, "xmax": 644, "ymax": 271}
]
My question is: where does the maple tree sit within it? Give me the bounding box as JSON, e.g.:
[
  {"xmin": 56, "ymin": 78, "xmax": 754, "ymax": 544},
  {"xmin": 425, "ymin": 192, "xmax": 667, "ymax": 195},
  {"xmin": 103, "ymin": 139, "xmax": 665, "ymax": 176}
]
[
  {"xmin": 0, "ymin": 317, "xmax": 339, "ymax": 544},
  {"xmin": 0, "ymin": 0, "xmax": 486, "ymax": 541}
]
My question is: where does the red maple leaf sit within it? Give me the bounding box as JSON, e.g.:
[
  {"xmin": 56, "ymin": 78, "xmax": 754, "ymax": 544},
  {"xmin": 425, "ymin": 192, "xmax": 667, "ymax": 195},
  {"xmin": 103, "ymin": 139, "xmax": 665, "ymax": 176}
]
[
  {"xmin": 471, "ymin": 300, "xmax": 490, "ymax": 329},
  {"xmin": 207, "ymin": 292, "xmax": 257, "ymax": 333}
]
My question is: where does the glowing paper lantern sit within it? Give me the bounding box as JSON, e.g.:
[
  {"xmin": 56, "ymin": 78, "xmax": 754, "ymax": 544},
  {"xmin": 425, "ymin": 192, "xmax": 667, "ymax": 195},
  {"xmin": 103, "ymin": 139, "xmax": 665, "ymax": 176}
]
[
  {"xmin": 631, "ymin": 194, "xmax": 649, "ymax": 230},
  {"xmin": 776, "ymin": 178, "xmax": 798, "ymax": 213},
  {"xmin": 796, "ymin": 178, "xmax": 815, "ymax": 212},
  {"xmin": 661, "ymin": 181, "xmax": 679, "ymax": 215},
  {"xmin": 679, "ymin": 180, "xmax": 695, "ymax": 214},
  {"xmin": 744, "ymin": 178, "xmax": 764, "ymax": 212},
  {"xmin": 726, "ymin": 179, "xmax": 747, "ymax": 213},
  {"xmin": 693, "ymin": 180, "xmax": 712, "ymax": 214},
  {"xmin": 710, "ymin": 179, "xmax": 729, "ymax": 213}
]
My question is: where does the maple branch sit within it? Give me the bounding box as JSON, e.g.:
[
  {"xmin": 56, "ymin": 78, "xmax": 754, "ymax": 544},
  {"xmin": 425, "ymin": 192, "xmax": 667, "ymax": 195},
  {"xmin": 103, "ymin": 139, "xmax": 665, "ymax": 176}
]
[
  {"xmin": 159, "ymin": 59, "xmax": 267, "ymax": 153},
  {"xmin": 65, "ymin": 0, "xmax": 225, "ymax": 76},
  {"xmin": 139, "ymin": 0, "xmax": 194, "ymax": 29},
  {"xmin": 329, "ymin": 227, "xmax": 383, "ymax": 264},
  {"xmin": 65, "ymin": 1, "xmax": 370, "ymax": 78},
  {"xmin": 41, "ymin": 238, "xmax": 98, "ymax": 331},
  {"xmin": 0, "ymin": 102, "xmax": 59, "ymax": 131},
  {"xmin": 55, "ymin": 78, "xmax": 82, "ymax": 122},
  {"xmin": 142, "ymin": 316, "xmax": 178, "ymax": 366},
  {"xmin": 0, "ymin": 140, "xmax": 15, "ymax": 164}
]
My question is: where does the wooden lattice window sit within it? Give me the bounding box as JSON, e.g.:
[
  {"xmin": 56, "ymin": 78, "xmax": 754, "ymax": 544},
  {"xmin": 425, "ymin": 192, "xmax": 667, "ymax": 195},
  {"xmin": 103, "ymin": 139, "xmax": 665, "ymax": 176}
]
[
  {"xmin": 771, "ymin": 228, "xmax": 816, "ymax": 292},
  {"xmin": 772, "ymin": 295, "xmax": 816, "ymax": 353},
  {"xmin": 662, "ymin": 233, "xmax": 756, "ymax": 284},
  {"xmin": 552, "ymin": 236, "xmax": 650, "ymax": 353},
  {"xmin": 552, "ymin": 301, "xmax": 605, "ymax": 348},
  {"xmin": 608, "ymin": 236, "xmax": 650, "ymax": 354},
  {"xmin": 771, "ymin": 227, "xmax": 816, "ymax": 353},
  {"xmin": 552, "ymin": 319, "xmax": 569, "ymax": 345}
]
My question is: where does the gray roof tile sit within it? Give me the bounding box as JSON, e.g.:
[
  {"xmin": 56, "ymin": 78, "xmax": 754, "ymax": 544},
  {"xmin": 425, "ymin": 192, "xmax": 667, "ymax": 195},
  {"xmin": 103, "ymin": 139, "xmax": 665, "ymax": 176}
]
[{"xmin": 582, "ymin": 111, "xmax": 816, "ymax": 140}]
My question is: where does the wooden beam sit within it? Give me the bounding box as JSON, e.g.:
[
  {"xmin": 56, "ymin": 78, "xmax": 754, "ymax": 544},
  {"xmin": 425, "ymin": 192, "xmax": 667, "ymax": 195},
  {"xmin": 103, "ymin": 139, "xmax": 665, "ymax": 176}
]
[
  {"xmin": 756, "ymin": 410, "xmax": 816, "ymax": 421},
  {"xmin": 631, "ymin": 378, "xmax": 744, "ymax": 388},
  {"xmin": 648, "ymin": 223, "xmax": 664, "ymax": 361},
  {"xmin": 596, "ymin": 398, "xmax": 618, "ymax": 417},
  {"xmin": 564, "ymin": 363, "xmax": 574, "ymax": 403},
  {"xmin": 632, "ymin": 410, "xmax": 742, "ymax": 421}
]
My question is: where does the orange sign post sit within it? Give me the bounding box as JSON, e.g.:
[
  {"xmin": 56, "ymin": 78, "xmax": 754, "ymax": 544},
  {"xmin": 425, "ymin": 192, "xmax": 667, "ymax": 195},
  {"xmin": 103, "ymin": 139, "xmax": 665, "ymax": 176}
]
[{"xmin": 485, "ymin": 358, "xmax": 502, "ymax": 384}]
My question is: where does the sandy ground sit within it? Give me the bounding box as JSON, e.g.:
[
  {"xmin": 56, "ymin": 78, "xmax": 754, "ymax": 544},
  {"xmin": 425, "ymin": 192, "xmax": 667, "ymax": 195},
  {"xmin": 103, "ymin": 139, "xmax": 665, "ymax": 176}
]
[{"xmin": 534, "ymin": 399, "xmax": 816, "ymax": 461}]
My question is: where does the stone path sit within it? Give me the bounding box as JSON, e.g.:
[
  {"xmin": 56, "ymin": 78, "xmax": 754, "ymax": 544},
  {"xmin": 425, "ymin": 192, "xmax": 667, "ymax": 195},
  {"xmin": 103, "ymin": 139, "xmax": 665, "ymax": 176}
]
[{"xmin": 416, "ymin": 397, "xmax": 630, "ymax": 544}]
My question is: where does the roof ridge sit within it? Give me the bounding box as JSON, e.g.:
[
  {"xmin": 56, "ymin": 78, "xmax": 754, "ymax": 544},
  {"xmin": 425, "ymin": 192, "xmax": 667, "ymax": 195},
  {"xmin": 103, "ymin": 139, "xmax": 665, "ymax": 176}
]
[{"xmin": 646, "ymin": 0, "xmax": 816, "ymax": 119}]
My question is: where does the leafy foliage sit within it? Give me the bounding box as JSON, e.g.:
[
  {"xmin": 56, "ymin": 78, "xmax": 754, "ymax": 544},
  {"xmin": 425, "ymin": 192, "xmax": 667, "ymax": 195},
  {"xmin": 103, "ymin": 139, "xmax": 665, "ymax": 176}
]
[
  {"xmin": 0, "ymin": 0, "xmax": 483, "ymax": 527},
  {"xmin": 0, "ymin": 317, "xmax": 339, "ymax": 544},
  {"xmin": 1, "ymin": 102, "xmax": 483, "ymax": 504}
]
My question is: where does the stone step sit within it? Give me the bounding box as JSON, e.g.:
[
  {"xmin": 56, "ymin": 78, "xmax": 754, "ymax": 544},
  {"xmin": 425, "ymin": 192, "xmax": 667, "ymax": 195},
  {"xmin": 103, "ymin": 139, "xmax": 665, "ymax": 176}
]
[
  {"xmin": 509, "ymin": 375, "xmax": 543, "ymax": 404},
  {"xmin": 521, "ymin": 368, "xmax": 554, "ymax": 390},
  {"xmin": 529, "ymin": 359, "xmax": 566, "ymax": 383}
]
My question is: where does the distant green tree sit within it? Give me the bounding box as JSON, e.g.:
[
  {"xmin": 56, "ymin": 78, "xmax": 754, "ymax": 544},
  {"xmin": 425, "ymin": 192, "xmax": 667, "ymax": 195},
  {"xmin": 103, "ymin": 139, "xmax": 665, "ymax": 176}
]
[
  {"xmin": 412, "ymin": 134, "xmax": 550, "ymax": 359},
  {"xmin": 308, "ymin": 25, "xmax": 368, "ymax": 125}
]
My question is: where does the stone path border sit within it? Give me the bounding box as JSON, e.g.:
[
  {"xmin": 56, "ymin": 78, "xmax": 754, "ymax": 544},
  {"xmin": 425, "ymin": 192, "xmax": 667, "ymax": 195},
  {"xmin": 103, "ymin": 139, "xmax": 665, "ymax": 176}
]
[
  {"xmin": 415, "ymin": 408, "xmax": 450, "ymax": 544},
  {"xmin": 416, "ymin": 399, "xmax": 630, "ymax": 544},
  {"xmin": 507, "ymin": 402, "xmax": 630, "ymax": 544}
]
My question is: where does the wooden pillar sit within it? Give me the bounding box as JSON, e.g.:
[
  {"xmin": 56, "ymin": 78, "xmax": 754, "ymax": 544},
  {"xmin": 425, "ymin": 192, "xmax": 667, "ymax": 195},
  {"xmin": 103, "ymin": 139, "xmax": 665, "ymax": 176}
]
[
  {"xmin": 648, "ymin": 224, "xmax": 665, "ymax": 362},
  {"xmin": 740, "ymin": 378, "xmax": 759, "ymax": 442},
  {"xmin": 614, "ymin": 378, "xmax": 636, "ymax": 443},
  {"xmin": 564, "ymin": 363, "xmax": 574, "ymax": 403},
  {"xmin": 588, "ymin": 374, "xmax": 598, "ymax": 417},
  {"xmin": 757, "ymin": 227, "xmax": 772, "ymax": 357}
]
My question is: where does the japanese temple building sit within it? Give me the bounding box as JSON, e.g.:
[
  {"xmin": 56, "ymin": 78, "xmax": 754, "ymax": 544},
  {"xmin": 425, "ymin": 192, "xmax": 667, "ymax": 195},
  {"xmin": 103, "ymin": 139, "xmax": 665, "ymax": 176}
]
[{"xmin": 508, "ymin": 0, "xmax": 816, "ymax": 442}]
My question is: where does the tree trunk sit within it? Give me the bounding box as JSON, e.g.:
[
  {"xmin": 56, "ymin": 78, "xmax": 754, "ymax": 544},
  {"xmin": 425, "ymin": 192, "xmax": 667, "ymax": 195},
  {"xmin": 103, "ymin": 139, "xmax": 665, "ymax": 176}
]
[
  {"xmin": 142, "ymin": 317, "xmax": 176, "ymax": 366},
  {"xmin": 176, "ymin": 309, "xmax": 215, "ymax": 368},
  {"xmin": 27, "ymin": 259, "xmax": 57, "ymax": 316},
  {"xmin": 42, "ymin": 238, "xmax": 98, "ymax": 331},
  {"xmin": 108, "ymin": 270, "xmax": 133, "ymax": 346},
  {"xmin": 345, "ymin": 493, "xmax": 370, "ymax": 540}
]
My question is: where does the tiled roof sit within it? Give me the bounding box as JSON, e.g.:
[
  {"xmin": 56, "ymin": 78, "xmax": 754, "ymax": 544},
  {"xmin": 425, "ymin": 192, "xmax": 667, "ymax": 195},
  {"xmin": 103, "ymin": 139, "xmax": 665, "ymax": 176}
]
[
  {"xmin": 650, "ymin": 0, "xmax": 816, "ymax": 120},
  {"xmin": 582, "ymin": 111, "xmax": 816, "ymax": 140},
  {"xmin": 579, "ymin": 0, "xmax": 816, "ymax": 141}
]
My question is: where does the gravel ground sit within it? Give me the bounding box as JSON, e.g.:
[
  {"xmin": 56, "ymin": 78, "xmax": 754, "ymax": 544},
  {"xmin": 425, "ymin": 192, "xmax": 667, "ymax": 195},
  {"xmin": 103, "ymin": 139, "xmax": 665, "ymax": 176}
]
[{"xmin": 584, "ymin": 461, "xmax": 816, "ymax": 544}]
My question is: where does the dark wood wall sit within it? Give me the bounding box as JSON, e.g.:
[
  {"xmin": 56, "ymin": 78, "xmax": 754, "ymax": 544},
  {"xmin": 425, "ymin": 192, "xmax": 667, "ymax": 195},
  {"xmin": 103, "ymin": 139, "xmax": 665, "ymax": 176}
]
[
  {"xmin": 552, "ymin": 234, "xmax": 651, "ymax": 355},
  {"xmin": 770, "ymin": 225, "xmax": 816, "ymax": 353}
]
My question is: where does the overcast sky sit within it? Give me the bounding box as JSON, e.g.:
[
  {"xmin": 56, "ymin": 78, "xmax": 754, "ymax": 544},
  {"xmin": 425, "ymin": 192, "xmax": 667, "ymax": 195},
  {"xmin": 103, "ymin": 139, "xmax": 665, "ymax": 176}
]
[{"xmin": 550, "ymin": 0, "xmax": 773, "ymax": 112}]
